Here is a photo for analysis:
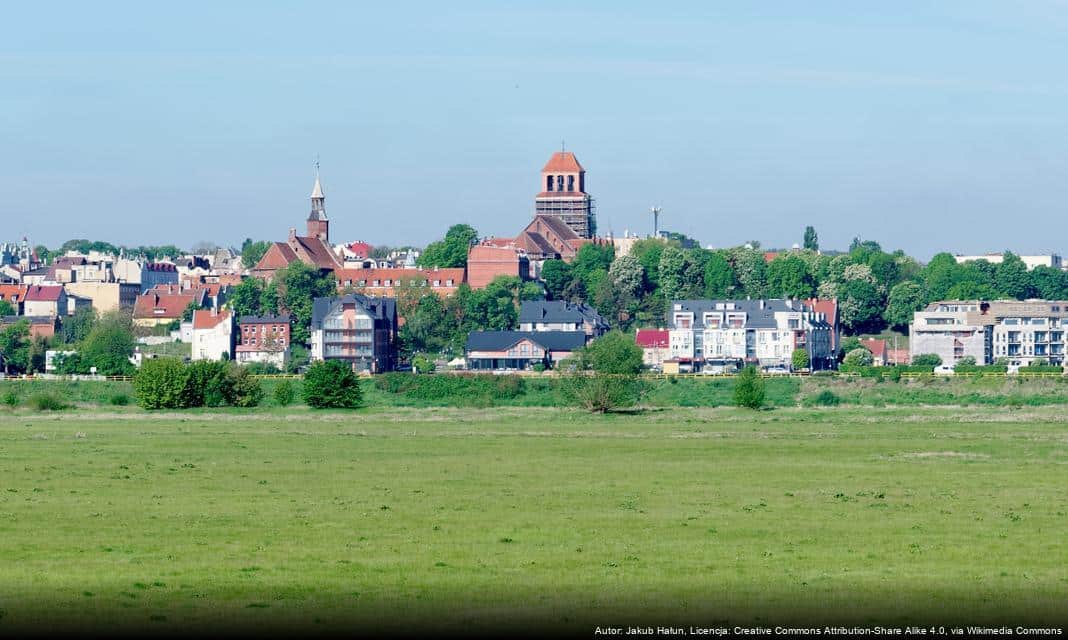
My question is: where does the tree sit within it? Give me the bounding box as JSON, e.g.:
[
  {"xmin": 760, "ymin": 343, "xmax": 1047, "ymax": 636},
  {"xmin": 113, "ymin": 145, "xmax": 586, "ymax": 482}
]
[
  {"xmin": 0, "ymin": 300, "xmax": 13, "ymax": 317},
  {"xmin": 561, "ymin": 331, "xmax": 644, "ymax": 413},
  {"xmin": 240, "ymin": 239, "xmax": 272, "ymax": 270},
  {"xmin": 133, "ymin": 357, "xmax": 189, "ymax": 409},
  {"xmin": 60, "ymin": 306, "xmax": 97, "ymax": 344},
  {"xmin": 181, "ymin": 301, "xmax": 198, "ymax": 322},
  {"xmin": 273, "ymin": 380, "xmax": 295, "ymax": 406},
  {"xmin": 229, "ymin": 277, "xmax": 264, "ymax": 319},
  {"xmin": 838, "ymin": 278, "xmax": 884, "ymax": 334},
  {"xmin": 608, "ymin": 255, "xmax": 644, "ymax": 299},
  {"xmin": 956, "ymin": 356, "xmax": 977, "ymax": 366},
  {"xmin": 703, "ymin": 251, "xmax": 737, "ymax": 298},
  {"xmin": 766, "ymin": 255, "xmax": 815, "ymax": 299},
  {"xmin": 922, "ymin": 253, "xmax": 964, "ymax": 301},
  {"xmin": 911, "ymin": 353, "xmax": 943, "ymax": 367},
  {"xmin": 733, "ymin": 366, "xmax": 765, "ymax": 409},
  {"xmin": 843, "ymin": 348, "xmax": 874, "ymax": 367},
  {"xmin": 540, "ymin": 260, "xmax": 573, "ymax": 300},
  {"xmin": 1029, "ymin": 265, "xmax": 1068, "ymax": 300},
  {"xmin": 222, "ymin": 367, "xmax": 263, "ymax": 407},
  {"xmin": 571, "ymin": 243, "xmax": 616, "ymax": 294},
  {"xmin": 728, "ymin": 247, "xmax": 768, "ymax": 298},
  {"xmin": 996, "ymin": 252, "xmax": 1034, "ymax": 300},
  {"xmin": 80, "ymin": 310, "xmax": 135, "ymax": 375},
  {"xmin": 884, "ymin": 281, "xmax": 925, "ymax": 331},
  {"xmin": 630, "ymin": 239, "xmax": 667, "ymax": 291},
  {"xmin": 658, "ymin": 246, "xmax": 703, "ymax": 300},
  {"xmin": 0, "ymin": 320, "xmax": 31, "ymax": 373},
  {"xmin": 791, "ymin": 348, "xmax": 810, "ymax": 371},
  {"xmin": 412, "ymin": 354, "xmax": 436, "ymax": 374},
  {"xmin": 803, "ymin": 226, "xmax": 819, "ymax": 252},
  {"xmin": 303, "ymin": 360, "xmax": 364, "ymax": 409},
  {"xmin": 417, "ymin": 224, "xmax": 478, "ymax": 268},
  {"xmin": 277, "ymin": 261, "xmax": 336, "ymax": 345}
]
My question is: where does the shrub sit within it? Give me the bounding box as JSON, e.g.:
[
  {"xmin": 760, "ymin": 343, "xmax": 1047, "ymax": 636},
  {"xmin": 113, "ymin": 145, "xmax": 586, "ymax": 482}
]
[
  {"xmin": 108, "ymin": 393, "xmax": 130, "ymax": 406},
  {"xmin": 956, "ymin": 356, "xmax": 977, "ymax": 366},
  {"xmin": 273, "ymin": 380, "xmax": 295, "ymax": 407},
  {"xmin": 843, "ymin": 348, "xmax": 874, "ymax": 367},
  {"xmin": 912, "ymin": 353, "xmax": 943, "ymax": 367},
  {"xmin": 560, "ymin": 332, "xmax": 646, "ymax": 413},
  {"xmin": 2, "ymin": 389, "xmax": 19, "ymax": 408},
  {"xmin": 303, "ymin": 360, "xmax": 363, "ymax": 409},
  {"xmin": 733, "ymin": 365, "xmax": 765, "ymax": 409},
  {"xmin": 133, "ymin": 357, "xmax": 190, "ymax": 410},
  {"xmin": 374, "ymin": 372, "xmax": 526, "ymax": 406},
  {"xmin": 185, "ymin": 360, "xmax": 230, "ymax": 407},
  {"xmin": 243, "ymin": 362, "xmax": 281, "ymax": 375},
  {"xmin": 791, "ymin": 348, "xmax": 810, "ymax": 371},
  {"xmin": 810, "ymin": 390, "xmax": 840, "ymax": 406},
  {"xmin": 412, "ymin": 354, "xmax": 436, "ymax": 374},
  {"xmin": 223, "ymin": 366, "xmax": 263, "ymax": 408},
  {"xmin": 29, "ymin": 392, "xmax": 69, "ymax": 411}
]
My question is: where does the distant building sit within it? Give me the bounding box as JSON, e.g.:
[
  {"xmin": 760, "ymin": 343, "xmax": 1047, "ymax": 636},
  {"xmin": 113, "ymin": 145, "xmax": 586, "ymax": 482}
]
[
  {"xmin": 132, "ymin": 288, "xmax": 207, "ymax": 327},
  {"xmin": 63, "ymin": 282, "xmax": 139, "ymax": 314},
  {"xmin": 859, "ymin": 338, "xmax": 889, "ymax": 366},
  {"xmin": 23, "ymin": 285, "xmax": 68, "ymax": 318},
  {"xmin": 141, "ymin": 262, "xmax": 180, "ymax": 293},
  {"xmin": 910, "ymin": 300, "xmax": 1068, "ymax": 367},
  {"xmin": 518, "ymin": 301, "xmax": 608, "ymax": 340},
  {"xmin": 535, "ymin": 151, "xmax": 595, "ymax": 239},
  {"xmin": 666, "ymin": 299, "xmax": 835, "ymax": 372},
  {"xmin": 253, "ymin": 173, "xmax": 344, "ymax": 279},
  {"xmin": 465, "ymin": 330, "xmax": 586, "ymax": 371},
  {"xmin": 466, "ymin": 244, "xmax": 530, "ymax": 289},
  {"xmin": 191, "ymin": 309, "xmax": 234, "ymax": 361},
  {"xmin": 635, "ymin": 328, "xmax": 670, "ymax": 370},
  {"xmin": 310, "ymin": 294, "xmax": 398, "ymax": 373},
  {"xmin": 954, "ymin": 254, "xmax": 1062, "ymax": 271},
  {"xmin": 0, "ymin": 316, "xmax": 59, "ymax": 340},
  {"xmin": 804, "ymin": 298, "xmax": 840, "ymax": 353},
  {"xmin": 236, "ymin": 314, "xmax": 292, "ymax": 368},
  {"xmin": 334, "ymin": 267, "xmax": 465, "ymax": 297},
  {"xmin": 0, "ymin": 284, "xmax": 29, "ymax": 314}
]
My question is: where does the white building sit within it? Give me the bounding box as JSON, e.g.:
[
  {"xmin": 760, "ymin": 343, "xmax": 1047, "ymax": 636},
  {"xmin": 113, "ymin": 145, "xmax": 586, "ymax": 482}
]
[
  {"xmin": 666, "ymin": 299, "xmax": 835, "ymax": 371},
  {"xmin": 954, "ymin": 254, "xmax": 1062, "ymax": 271},
  {"xmin": 190, "ymin": 309, "xmax": 234, "ymax": 361}
]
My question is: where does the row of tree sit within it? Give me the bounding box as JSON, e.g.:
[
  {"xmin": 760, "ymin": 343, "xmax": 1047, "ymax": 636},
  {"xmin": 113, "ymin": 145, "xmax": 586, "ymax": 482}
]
[{"xmin": 0, "ymin": 308, "xmax": 136, "ymax": 376}]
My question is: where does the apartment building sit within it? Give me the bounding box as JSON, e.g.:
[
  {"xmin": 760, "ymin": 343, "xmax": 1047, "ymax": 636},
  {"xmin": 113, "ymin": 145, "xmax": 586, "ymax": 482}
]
[
  {"xmin": 518, "ymin": 300, "xmax": 609, "ymax": 340},
  {"xmin": 910, "ymin": 300, "xmax": 1068, "ymax": 367},
  {"xmin": 665, "ymin": 299, "xmax": 835, "ymax": 372},
  {"xmin": 309, "ymin": 294, "xmax": 397, "ymax": 373}
]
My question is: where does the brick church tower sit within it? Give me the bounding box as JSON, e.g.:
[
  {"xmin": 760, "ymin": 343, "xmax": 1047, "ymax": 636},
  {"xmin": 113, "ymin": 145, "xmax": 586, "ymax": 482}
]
[
  {"xmin": 535, "ymin": 150, "xmax": 596, "ymax": 239},
  {"xmin": 307, "ymin": 173, "xmax": 329, "ymax": 243}
]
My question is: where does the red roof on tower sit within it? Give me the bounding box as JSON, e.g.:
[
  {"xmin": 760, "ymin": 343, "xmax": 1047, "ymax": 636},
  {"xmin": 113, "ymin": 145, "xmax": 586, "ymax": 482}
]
[{"xmin": 541, "ymin": 151, "xmax": 584, "ymax": 173}]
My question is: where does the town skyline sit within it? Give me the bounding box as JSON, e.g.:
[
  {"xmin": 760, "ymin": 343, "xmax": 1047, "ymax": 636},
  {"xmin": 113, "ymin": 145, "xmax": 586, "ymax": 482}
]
[{"xmin": 5, "ymin": 2, "xmax": 1068, "ymax": 258}]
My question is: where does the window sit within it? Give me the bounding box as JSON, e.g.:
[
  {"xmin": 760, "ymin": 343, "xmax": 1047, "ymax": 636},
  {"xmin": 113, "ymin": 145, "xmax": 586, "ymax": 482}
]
[
  {"xmin": 567, "ymin": 175, "xmax": 575, "ymax": 191},
  {"xmin": 433, "ymin": 279, "xmax": 441, "ymax": 287},
  {"xmin": 546, "ymin": 175, "xmax": 554, "ymax": 191}
]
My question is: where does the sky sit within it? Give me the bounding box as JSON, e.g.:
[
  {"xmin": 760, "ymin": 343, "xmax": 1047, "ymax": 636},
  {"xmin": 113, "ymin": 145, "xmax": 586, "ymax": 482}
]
[{"xmin": 3, "ymin": 1, "xmax": 1068, "ymax": 259}]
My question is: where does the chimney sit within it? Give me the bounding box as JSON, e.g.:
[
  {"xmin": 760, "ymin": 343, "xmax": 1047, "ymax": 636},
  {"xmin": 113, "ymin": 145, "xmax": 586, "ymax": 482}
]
[{"xmin": 288, "ymin": 228, "xmax": 297, "ymax": 240}]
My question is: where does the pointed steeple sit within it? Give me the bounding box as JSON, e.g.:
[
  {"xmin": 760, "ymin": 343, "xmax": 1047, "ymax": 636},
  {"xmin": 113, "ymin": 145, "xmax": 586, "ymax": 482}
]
[{"xmin": 306, "ymin": 164, "xmax": 330, "ymax": 243}]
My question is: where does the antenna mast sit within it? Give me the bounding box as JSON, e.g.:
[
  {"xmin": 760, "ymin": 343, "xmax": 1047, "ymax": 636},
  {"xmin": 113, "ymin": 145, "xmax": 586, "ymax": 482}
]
[{"xmin": 650, "ymin": 206, "xmax": 662, "ymax": 238}]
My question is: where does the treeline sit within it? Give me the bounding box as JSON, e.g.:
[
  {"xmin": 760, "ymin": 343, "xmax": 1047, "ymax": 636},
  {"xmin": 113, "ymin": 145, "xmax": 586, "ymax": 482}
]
[{"xmin": 0, "ymin": 308, "xmax": 136, "ymax": 376}]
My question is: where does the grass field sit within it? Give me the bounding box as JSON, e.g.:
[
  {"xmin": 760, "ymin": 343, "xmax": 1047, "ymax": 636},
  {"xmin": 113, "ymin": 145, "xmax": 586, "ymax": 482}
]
[{"xmin": 1, "ymin": 405, "xmax": 1067, "ymax": 633}]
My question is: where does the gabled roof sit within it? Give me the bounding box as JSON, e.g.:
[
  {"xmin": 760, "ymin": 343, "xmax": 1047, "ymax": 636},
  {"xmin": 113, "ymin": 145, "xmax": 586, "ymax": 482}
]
[
  {"xmin": 289, "ymin": 235, "xmax": 342, "ymax": 270},
  {"xmin": 311, "ymin": 294, "xmax": 397, "ymax": 330},
  {"xmin": 254, "ymin": 242, "xmax": 299, "ymax": 272},
  {"xmin": 519, "ymin": 300, "xmax": 607, "ymax": 327},
  {"xmin": 192, "ymin": 309, "xmax": 231, "ymax": 330},
  {"xmin": 24, "ymin": 285, "xmax": 64, "ymax": 302},
  {"xmin": 132, "ymin": 290, "xmax": 203, "ymax": 319},
  {"xmin": 860, "ymin": 338, "xmax": 887, "ymax": 358},
  {"xmin": 804, "ymin": 297, "xmax": 839, "ymax": 324},
  {"xmin": 636, "ymin": 328, "xmax": 669, "ymax": 348},
  {"xmin": 0, "ymin": 284, "xmax": 28, "ymax": 302},
  {"xmin": 541, "ymin": 151, "xmax": 584, "ymax": 173},
  {"xmin": 465, "ymin": 330, "xmax": 587, "ymax": 352},
  {"xmin": 668, "ymin": 299, "xmax": 811, "ymax": 330}
]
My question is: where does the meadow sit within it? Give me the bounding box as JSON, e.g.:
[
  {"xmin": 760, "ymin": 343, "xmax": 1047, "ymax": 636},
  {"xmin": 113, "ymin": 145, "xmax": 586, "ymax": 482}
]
[{"xmin": 1, "ymin": 402, "xmax": 1067, "ymax": 634}]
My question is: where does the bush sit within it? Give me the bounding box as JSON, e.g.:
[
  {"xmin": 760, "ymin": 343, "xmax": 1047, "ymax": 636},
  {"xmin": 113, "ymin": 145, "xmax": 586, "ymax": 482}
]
[
  {"xmin": 303, "ymin": 360, "xmax": 363, "ymax": 409},
  {"xmin": 733, "ymin": 365, "xmax": 765, "ymax": 409},
  {"xmin": 412, "ymin": 354, "xmax": 436, "ymax": 374},
  {"xmin": 374, "ymin": 372, "xmax": 526, "ymax": 406},
  {"xmin": 2, "ymin": 389, "xmax": 19, "ymax": 408},
  {"xmin": 956, "ymin": 356, "xmax": 977, "ymax": 366},
  {"xmin": 810, "ymin": 389, "xmax": 840, "ymax": 406},
  {"xmin": 29, "ymin": 392, "xmax": 69, "ymax": 411},
  {"xmin": 912, "ymin": 353, "xmax": 943, "ymax": 367},
  {"xmin": 843, "ymin": 348, "xmax": 874, "ymax": 367},
  {"xmin": 108, "ymin": 392, "xmax": 130, "ymax": 406},
  {"xmin": 791, "ymin": 348, "xmax": 810, "ymax": 371},
  {"xmin": 223, "ymin": 367, "xmax": 263, "ymax": 408},
  {"xmin": 273, "ymin": 380, "xmax": 295, "ymax": 407},
  {"xmin": 560, "ymin": 332, "xmax": 646, "ymax": 413},
  {"xmin": 133, "ymin": 357, "xmax": 190, "ymax": 410},
  {"xmin": 243, "ymin": 362, "xmax": 281, "ymax": 375},
  {"xmin": 185, "ymin": 360, "xmax": 230, "ymax": 407}
]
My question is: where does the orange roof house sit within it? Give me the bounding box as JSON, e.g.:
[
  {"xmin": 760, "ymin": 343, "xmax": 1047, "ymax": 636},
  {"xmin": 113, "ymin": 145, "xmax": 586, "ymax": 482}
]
[
  {"xmin": 132, "ymin": 289, "xmax": 206, "ymax": 327},
  {"xmin": 335, "ymin": 267, "xmax": 466, "ymax": 297}
]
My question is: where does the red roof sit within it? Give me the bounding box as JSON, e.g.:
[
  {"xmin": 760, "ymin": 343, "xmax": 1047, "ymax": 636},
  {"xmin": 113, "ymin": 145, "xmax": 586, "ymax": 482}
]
[
  {"xmin": 636, "ymin": 329, "xmax": 669, "ymax": 348},
  {"xmin": 541, "ymin": 151, "xmax": 584, "ymax": 173},
  {"xmin": 860, "ymin": 338, "xmax": 887, "ymax": 358},
  {"xmin": 0, "ymin": 284, "xmax": 28, "ymax": 302},
  {"xmin": 133, "ymin": 291, "xmax": 201, "ymax": 319},
  {"xmin": 346, "ymin": 241, "xmax": 373, "ymax": 258},
  {"xmin": 804, "ymin": 297, "xmax": 838, "ymax": 324},
  {"xmin": 192, "ymin": 309, "xmax": 231, "ymax": 330},
  {"xmin": 24, "ymin": 285, "xmax": 64, "ymax": 302},
  {"xmin": 763, "ymin": 251, "xmax": 779, "ymax": 263},
  {"xmin": 335, "ymin": 267, "xmax": 465, "ymax": 288}
]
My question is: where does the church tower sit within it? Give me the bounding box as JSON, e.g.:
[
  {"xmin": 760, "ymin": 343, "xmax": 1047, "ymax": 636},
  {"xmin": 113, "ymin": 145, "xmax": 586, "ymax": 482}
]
[
  {"xmin": 307, "ymin": 172, "xmax": 329, "ymax": 243},
  {"xmin": 535, "ymin": 150, "xmax": 596, "ymax": 238}
]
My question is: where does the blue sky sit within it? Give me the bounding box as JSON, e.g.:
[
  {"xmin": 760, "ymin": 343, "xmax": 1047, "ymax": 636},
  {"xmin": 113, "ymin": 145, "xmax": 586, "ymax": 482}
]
[{"xmin": 3, "ymin": 1, "xmax": 1068, "ymax": 258}]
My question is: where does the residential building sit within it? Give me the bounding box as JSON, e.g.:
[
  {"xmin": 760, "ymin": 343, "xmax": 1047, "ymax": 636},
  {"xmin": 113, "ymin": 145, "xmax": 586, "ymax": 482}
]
[
  {"xmin": 0, "ymin": 284, "xmax": 29, "ymax": 314},
  {"xmin": 254, "ymin": 174, "xmax": 343, "ymax": 279},
  {"xmin": 191, "ymin": 310, "xmax": 234, "ymax": 361},
  {"xmin": 535, "ymin": 150, "xmax": 596, "ymax": 239},
  {"xmin": 310, "ymin": 294, "xmax": 397, "ymax": 373},
  {"xmin": 132, "ymin": 288, "xmax": 207, "ymax": 327},
  {"xmin": 20, "ymin": 267, "xmax": 51, "ymax": 286},
  {"xmin": 466, "ymin": 244, "xmax": 530, "ymax": 289},
  {"xmin": 635, "ymin": 328, "xmax": 670, "ymax": 370},
  {"xmin": 334, "ymin": 267, "xmax": 465, "ymax": 297},
  {"xmin": 804, "ymin": 298, "xmax": 840, "ymax": 353},
  {"xmin": 23, "ymin": 285, "xmax": 68, "ymax": 318},
  {"xmin": 666, "ymin": 299, "xmax": 835, "ymax": 372},
  {"xmin": 0, "ymin": 316, "xmax": 59, "ymax": 340},
  {"xmin": 910, "ymin": 300, "xmax": 1068, "ymax": 367},
  {"xmin": 518, "ymin": 300, "xmax": 609, "ymax": 340},
  {"xmin": 859, "ymin": 338, "xmax": 889, "ymax": 366},
  {"xmin": 236, "ymin": 314, "xmax": 292, "ymax": 368},
  {"xmin": 465, "ymin": 330, "xmax": 586, "ymax": 371},
  {"xmin": 64, "ymin": 281, "xmax": 139, "ymax": 314},
  {"xmin": 954, "ymin": 254, "xmax": 1062, "ymax": 271},
  {"xmin": 141, "ymin": 262, "xmax": 180, "ymax": 293}
]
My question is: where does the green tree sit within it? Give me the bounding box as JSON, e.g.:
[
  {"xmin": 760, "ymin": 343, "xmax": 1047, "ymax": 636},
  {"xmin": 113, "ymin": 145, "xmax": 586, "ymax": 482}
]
[
  {"xmin": 658, "ymin": 246, "xmax": 703, "ymax": 300},
  {"xmin": 80, "ymin": 310, "xmax": 136, "ymax": 375},
  {"xmin": 60, "ymin": 306, "xmax": 97, "ymax": 344},
  {"xmin": 843, "ymin": 348, "xmax": 874, "ymax": 367},
  {"xmin": 766, "ymin": 255, "xmax": 815, "ymax": 299},
  {"xmin": 630, "ymin": 239, "xmax": 667, "ymax": 291},
  {"xmin": 733, "ymin": 365, "xmax": 765, "ymax": 409},
  {"xmin": 884, "ymin": 281, "xmax": 926, "ymax": 331},
  {"xmin": 911, "ymin": 353, "xmax": 943, "ymax": 367},
  {"xmin": 561, "ymin": 331, "xmax": 644, "ymax": 413},
  {"xmin": 417, "ymin": 224, "xmax": 478, "ymax": 268},
  {"xmin": 277, "ymin": 261, "xmax": 336, "ymax": 345},
  {"xmin": 222, "ymin": 366, "xmax": 263, "ymax": 407},
  {"xmin": 703, "ymin": 251, "xmax": 737, "ymax": 298},
  {"xmin": 995, "ymin": 252, "xmax": 1034, "ymax": 300},
  {"xmin": 791, "ymin": 348, "xmax": 810, "ymax": 371},
  {"xmin": 540, "ymin": 260, "xmax": 573, "ymax": 300},
  {"xmin": 1029, "ymin": 265, "xmax": 1068, "ymax": 300},
  {"xmin": 608, "ymin": 255, "xmax": 644, "ymax": 299},
  {"xmin": 303, "ymin": 360, "xmax": 364, "ymax": 409},
  {"xmin": 273, "ymin": 380, "xmax": 295, "ymax": 406},
  {"xmin": 229, "ymin": 277, "xmax": 264, "ymax": 318},
  {"xmin": 0, "ymin": 320, "xmax": 31, "ymax": 373},
  {"xmin": 133, "ymin": 358, "xmax": 190, "ymax": 409},
  {"xmin": 728, "ymin": 246, "xmax": 768, "ymax": 298},
  {"xmin": 240, "ymin": 239, "xmax": 272, "ymax": 270},
  {"xmin": 921, "ymin": 253, "xmax": 963, "ymax": 301},
  {"xmin": 803, "ymin": 226, "xmax": 818, "ymax": 252},
  {"xmin": 0, "ymin": 300, "xmax": 14, "ymax": 317}
]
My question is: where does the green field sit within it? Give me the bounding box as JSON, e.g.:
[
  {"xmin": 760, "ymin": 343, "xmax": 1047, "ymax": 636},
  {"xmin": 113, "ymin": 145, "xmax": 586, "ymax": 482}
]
[{"xmin": 1, "ymin": 404, "xmax": 1067, "ymax": 634}]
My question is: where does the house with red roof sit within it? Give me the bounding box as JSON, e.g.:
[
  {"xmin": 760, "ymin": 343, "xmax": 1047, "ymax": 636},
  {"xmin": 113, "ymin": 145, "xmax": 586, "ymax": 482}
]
[
  {"xmin": 636, "ymin": 328, "xmax": 670, "ymax": 370},
  {"xmin": 132, "ymin": 288, "xmax": 206, "ymax": 327},
  {"xmin": 335, "ymin": 267, "xmax": 465, "ymax": 297},
  {"xmin": 860, "ymin": 338, "xmax": 889, "ymax": 366},
  {"xmin": 191, "ymin": 309, "xmax": 234, "ymax": 361},
  {"xmin": 804, "ymin": 298, "xmax": 840, "ymax": 353},
  {"xmin": 23, "ymin": 285, "xmax": 68, "ymax": 318},
  {"xmin": 0, "ymin": 284, "xmax": 29, "ymax": 314}
]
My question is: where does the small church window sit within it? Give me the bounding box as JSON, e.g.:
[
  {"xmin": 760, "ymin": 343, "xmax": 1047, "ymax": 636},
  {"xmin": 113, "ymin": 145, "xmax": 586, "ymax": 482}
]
[
  {"xmin": 556, "ymin": 175, "xmax": 564, "ymax": 191},
  {"xmin": 546, "ymin": 175, "xmax": 554, "ymax": 191},
  {"xmin": 567, "ymin": 175, "xmax": 574, "ymax": 191}
]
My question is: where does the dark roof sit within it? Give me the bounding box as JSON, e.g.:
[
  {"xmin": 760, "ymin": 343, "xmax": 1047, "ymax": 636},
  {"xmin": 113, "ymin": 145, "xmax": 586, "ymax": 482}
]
[
  {"xmin": 465, "ymin": 330, "xmax": 586, "ymax": 352},
  {"xmin": 239, "ymin": 313, "xmax": 293, "ymax": 324},
  {"xmin": 311, "ymin": 294, "xmax": 397, "ymax": 330},
  {"xmin": 519, "ymin": 300, "xmax": 607, "ymax": 327}
]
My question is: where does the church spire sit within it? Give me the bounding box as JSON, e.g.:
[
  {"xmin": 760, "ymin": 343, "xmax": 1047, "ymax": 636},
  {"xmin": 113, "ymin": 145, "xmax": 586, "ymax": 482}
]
[{"xmin": 306, "ymin": 159, "xmax": 329, "ymax": 242}]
